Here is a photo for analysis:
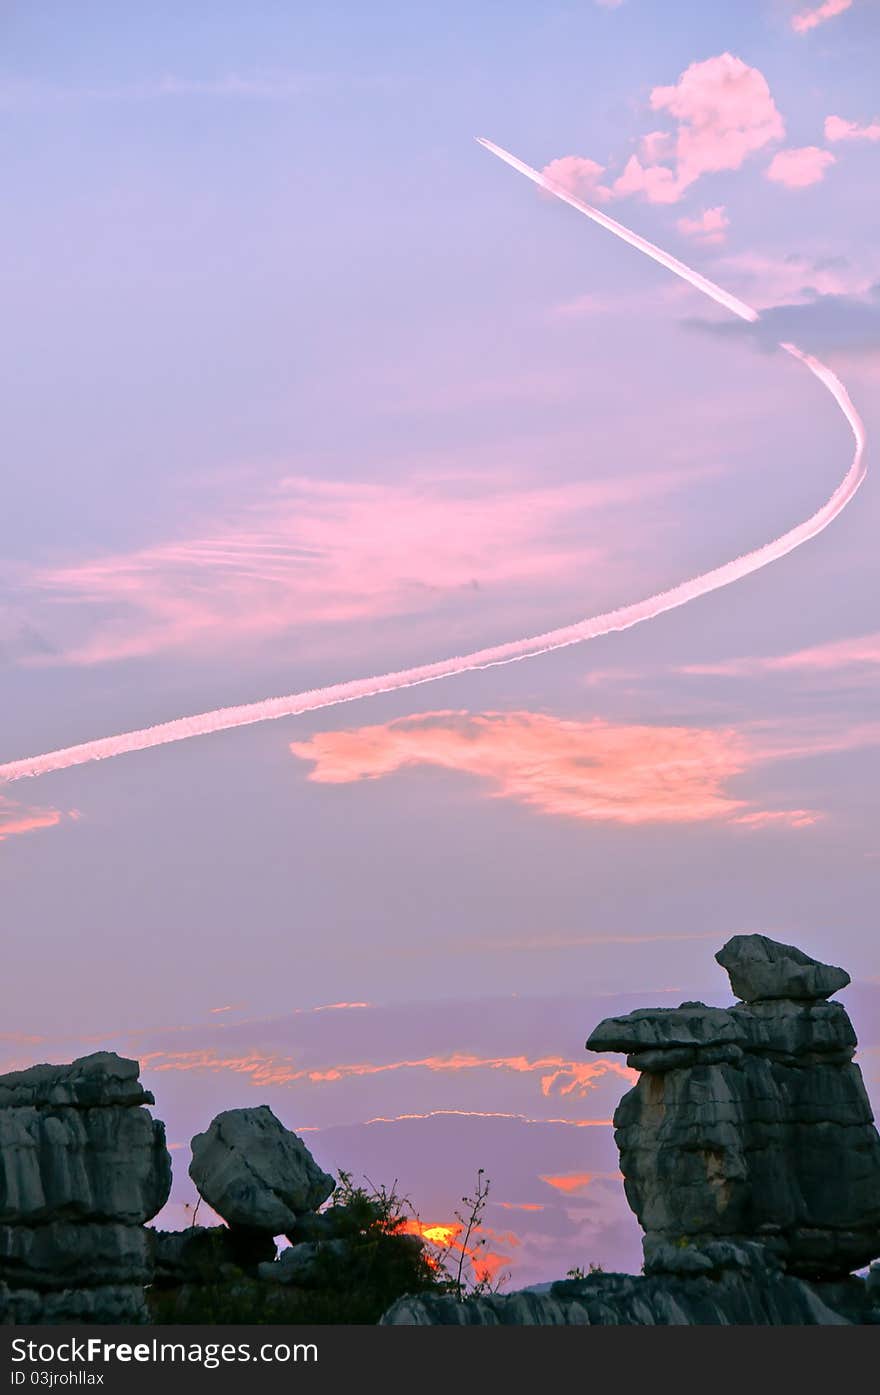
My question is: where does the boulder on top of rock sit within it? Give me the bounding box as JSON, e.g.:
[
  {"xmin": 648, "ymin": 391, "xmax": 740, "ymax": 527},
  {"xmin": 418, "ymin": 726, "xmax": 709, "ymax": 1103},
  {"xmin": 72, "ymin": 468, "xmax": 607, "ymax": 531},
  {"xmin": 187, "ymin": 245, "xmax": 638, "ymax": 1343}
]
[
  {"xmin": 189, "ymin": 1107, "xmax": 335, "ymax": 1233},
  {"xmin": 585, "ymin": 936, "xmax": 880, "ymax": 1279},
  {"xmin": 715, "ymin": 934, "xmax": 850, "ymax": 1003},
  {"xmin": 587, "ymin": 1003, "xmax": 744, "ymax": 1055}
]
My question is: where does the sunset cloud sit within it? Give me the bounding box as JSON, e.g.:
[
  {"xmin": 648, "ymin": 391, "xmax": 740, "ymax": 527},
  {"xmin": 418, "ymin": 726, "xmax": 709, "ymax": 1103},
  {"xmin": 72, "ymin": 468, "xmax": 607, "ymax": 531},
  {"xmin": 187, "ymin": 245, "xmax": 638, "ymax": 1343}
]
[
  {"xmin": 612, "ymin": 156, "xmax": 683, "ymax": 205},
  {"xmin": 541, "ymin": 55, "xmax": 784, "ymax": 209},
  {"xmin": 639, "ymin": 131, "xmax": 674, "ymax": 164},
  {"xmin": 825, "ymin": 114, "xmax": 880, "ymax": 143},
  {"xmin": 682, "ymin": 631, "xmax": 880, "ymax": 677},
  {"xmin": 676, "ymin": 205, "xmax": 730, "ymax": 245},
  {"xmin": 710, "ymin": 250, "xmax": 879, "ymax": 309},
  {"xmin": 289, "ymin": 710, "xmax": 812, "ymax": 827},
  {"xmin": 361, "ymin": 1110, "xmax": 614, "ymax": 1129},
  {"xmin": 732, "ymin": 809, "xmax": 819, "ymax": 829},
  {"xmin": 792, "ymin": 0, "xmax": 852, "ymax": 34},
  {"xmin": 15, "ymin": 468, "xmax": 698, "ymax": 666},
  {"xmin": 539, "ymin": 1171, "xmax": 603, "ymax": 1195},
  {"xmin": 0, "ymin": 795, "xmax": 65, "ymax": 842},
  {"xmin": 541, "ymin": 155, "xmax": 611, "ymax": 202},
  {"xmin": 142, "ymin": 1046, "xmax": 634, "ymax": 1096},
  {"xmin": 613, "ymin": 54, "xmax": 784, "ymax": 204},
  {"xmin": 765, "ymin": 145, "xmax": 836, "ymax": 188}
]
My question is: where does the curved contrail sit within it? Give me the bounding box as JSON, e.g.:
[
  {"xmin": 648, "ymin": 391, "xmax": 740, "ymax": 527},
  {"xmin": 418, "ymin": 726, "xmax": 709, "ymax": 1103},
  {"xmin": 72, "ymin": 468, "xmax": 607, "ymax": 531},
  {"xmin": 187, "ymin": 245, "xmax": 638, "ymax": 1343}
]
[{"xmin": 0, "ymin": 140, "xmax": 866, "ymax": 785}]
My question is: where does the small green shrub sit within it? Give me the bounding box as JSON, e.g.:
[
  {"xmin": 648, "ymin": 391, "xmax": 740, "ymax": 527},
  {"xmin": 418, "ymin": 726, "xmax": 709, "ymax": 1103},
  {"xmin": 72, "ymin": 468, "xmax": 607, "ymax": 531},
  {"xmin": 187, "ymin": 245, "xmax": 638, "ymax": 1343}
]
[{"xmin": 148, "ymin": 1171, "xmax": 443, "ymax": 1325}]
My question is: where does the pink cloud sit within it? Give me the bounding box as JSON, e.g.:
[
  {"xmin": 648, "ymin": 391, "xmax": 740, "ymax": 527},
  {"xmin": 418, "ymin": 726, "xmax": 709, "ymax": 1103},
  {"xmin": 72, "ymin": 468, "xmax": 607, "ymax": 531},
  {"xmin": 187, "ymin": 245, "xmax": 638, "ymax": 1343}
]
[
  {"xmin": 0, "ymin": 795, "xmax": 65, "ymax": 842},
  {"xmin": 792, "ymin": 0, "xmax": 852, "ymax": 34},
  {"xmin": 765, "ymin": 145, "xmax": 836, "ymax": 188},
  {"xmin": 711, "ymin": 250, "xmax": 878, "ymax": 308},
  {"xmin": 639, "ymin": 130, "xmax": 674, "ymax": 164},
  {"xmin": 612, "ymin": 54, "xmax": 785, "ymax": 205},
  {"xmin": 732, "ymin": 809, "xmax": 820, "ymax": 830},
  {"xmin": 541, "ymin": 155, "xmax": 611, "ymax": 202},
  {"xmin": 289, "ymin": 709, "xmax": 822, "ymax": 828},
  {"xmin": 19, "ymin": 467, "xmax": 702, "ymax": 667},
  {"xmin": 825, "ymin": 113, "xmax": 880, "ymax": 143},
  {"xmin": 676, "ymin": 205, "xmax": 730, "ymax": 245},
  {"xmin": 612, "ymin": 155, "xmax": 684, "ymax": 205},
  {"xmin": 682, "ymin": 631, "xmax": 880, "ymax": 677},
  {"xmin": 541, "ymin": 55, "xmax": 783, "ymax": 210}
]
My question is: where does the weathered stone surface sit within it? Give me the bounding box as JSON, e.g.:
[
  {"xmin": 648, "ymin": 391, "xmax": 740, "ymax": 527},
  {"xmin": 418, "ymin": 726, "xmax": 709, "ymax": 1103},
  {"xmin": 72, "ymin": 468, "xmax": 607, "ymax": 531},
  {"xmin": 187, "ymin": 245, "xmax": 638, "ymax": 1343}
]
[
  {"xmin": 286, "ymin": 1210, "xmax": 340, "ymax": 1244},
  {"xmin": 0, "ymin": 1053, "xmax": 171, "ymax": 1325},
  {"xmin": 382, "ymin": 1244, "xmax": 864, "ymax": 1325},
  {"xmin": 0, "ymin": 1222, "xmax": 149, "ymax": 1289},
  {"xmin": 730, "ymin": 998, "xmax": 856, "ymax": 1062},
  {"xmin": 258, "ymin": 1239, "xmax": 351, "ymax": 1286},
  {"xmin": 150, "ymin": 1226, "xmax": 275, "ymax": 1284},
  {"xmin": 716, "ymin": 934, "xmax": 850, "ymax": 1003},
  {"xmin": 189, "ymin": 1107, "xmax": 335, "ymax": 1232},
  {"xmin": 587, "ymin": 1003, "xmax": 745, "ymax": 1056},
  {"xmin": 0, "ymin": 1102, "xmax": 172, "ymax": 1225},
  {"xmin": 0, "ymin": 1282, "xmax": 148, "ymax": 1325},
  {"xmin": 585, "ymin": 937, "xmax": 880, "ymax": 1279}
]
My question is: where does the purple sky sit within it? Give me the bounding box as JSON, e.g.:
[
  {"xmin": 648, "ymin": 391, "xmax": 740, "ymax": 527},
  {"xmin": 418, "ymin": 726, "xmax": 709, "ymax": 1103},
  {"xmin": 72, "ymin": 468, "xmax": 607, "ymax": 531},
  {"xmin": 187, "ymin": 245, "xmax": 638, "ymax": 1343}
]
[{"xmin": 2, "ymin": 1, "xmax": 879, "ymax": 1284}]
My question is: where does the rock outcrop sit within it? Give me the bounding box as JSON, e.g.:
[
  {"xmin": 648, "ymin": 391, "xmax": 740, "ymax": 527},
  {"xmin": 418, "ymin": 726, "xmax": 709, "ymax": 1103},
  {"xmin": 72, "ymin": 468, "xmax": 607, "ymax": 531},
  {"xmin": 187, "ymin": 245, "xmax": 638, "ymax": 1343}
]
[
  {"xmin": 383, "ymin": 1241, "xmax": 863, "ymax": 1325},
  {"xmin": 384, "ymin": 934, "xmax": 880, "ymax": 1326},
  {"xmin": 150, "ymin": 1225, "xmax": 275, "ymax": 1286},
  {"xmin": 189, "ymin": 1106, "xmax": 335, "ymax": 1234},
  {"xmin": 0, "ymin": 1053, "xmax": 171, "ymax": 1323},
  {"xmin": 586, "ymin": 934, "xmax": 880, "ymax": 1278}
]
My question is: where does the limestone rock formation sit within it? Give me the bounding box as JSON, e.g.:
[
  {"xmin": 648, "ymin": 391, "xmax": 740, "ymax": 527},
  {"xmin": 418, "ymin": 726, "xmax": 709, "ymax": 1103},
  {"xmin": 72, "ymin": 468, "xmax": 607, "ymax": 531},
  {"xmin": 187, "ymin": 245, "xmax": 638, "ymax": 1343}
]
[
  {"xmin": 0, "ymin": 1053, "xmax": 171, "ymax": 1324},
  {"xmin": 258, "ymin": 1238, "xmax": 351, "ymax": 1286},
  {"xmin": 150, "ymin": 1225, "xmax": 275, "ymax": 1285},
  {"xmin": 0, "ymin": 1282, "xmax": 152, "ymax": 1325},
  {"xmin": 382, "ymin": 1242, "xmax": 867, "ymax": 1325},
  {"xmin": 189, "ymin": 1106, "xmax": 335, "ymax": 1233},
  {"xmin": 585, "ymin": 935, "xmax": 880, "ymax": 1278},
  {"xmin": 384, "ymin": 934, "xmax": 880, "ymax": 1326}
]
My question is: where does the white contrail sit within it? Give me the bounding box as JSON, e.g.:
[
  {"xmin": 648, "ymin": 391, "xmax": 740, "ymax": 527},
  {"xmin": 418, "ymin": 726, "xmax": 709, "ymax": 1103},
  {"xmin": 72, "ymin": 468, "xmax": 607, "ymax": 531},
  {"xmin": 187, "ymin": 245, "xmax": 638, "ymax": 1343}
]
[{"xmin": 0, "ymin": 141, "xmax": 866, "ymax": 785}]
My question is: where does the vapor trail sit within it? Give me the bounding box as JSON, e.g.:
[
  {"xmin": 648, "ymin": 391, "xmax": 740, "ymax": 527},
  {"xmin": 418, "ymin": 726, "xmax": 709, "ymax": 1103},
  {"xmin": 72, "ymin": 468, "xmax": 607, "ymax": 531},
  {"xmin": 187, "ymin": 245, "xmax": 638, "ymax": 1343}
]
[{"xmin": 0, "ymin": 141, "xmax": 866, "ymax": 785}]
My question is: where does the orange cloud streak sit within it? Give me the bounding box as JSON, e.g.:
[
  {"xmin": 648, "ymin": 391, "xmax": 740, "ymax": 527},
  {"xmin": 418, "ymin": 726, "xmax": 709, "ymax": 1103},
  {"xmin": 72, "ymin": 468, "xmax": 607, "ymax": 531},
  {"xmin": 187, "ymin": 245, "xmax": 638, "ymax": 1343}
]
[
  {"xmin": 0, "ymin": 795, "xmax": 65, "ymax": 842},
  {"xmin": 142, "ymin": 1047, "xmax": 633, "ymax": 1095},
  {"xmin": 541, "ymin": 1171, "xmax": 602, "ymax": 1194}
]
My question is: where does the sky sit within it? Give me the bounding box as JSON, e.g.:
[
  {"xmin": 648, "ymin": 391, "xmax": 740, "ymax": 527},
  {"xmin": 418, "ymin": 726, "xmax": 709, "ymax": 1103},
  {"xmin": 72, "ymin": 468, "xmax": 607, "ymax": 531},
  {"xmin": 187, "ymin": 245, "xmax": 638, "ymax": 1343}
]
[{"xmin": 1, "ymin": 0, "xmax": 879, "ymax": 1285}]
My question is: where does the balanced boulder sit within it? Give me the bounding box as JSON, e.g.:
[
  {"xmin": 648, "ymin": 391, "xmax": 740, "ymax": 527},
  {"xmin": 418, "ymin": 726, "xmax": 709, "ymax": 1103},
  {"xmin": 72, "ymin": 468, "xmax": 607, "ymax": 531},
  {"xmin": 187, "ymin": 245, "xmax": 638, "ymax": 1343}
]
[
  {"xmin": 189, "ymin": 1106, "xmax": 335, "ymax": 1233},
  {"xmin": 715, "ymin": 934, "xmax": 850, "ymax": 1003}
]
